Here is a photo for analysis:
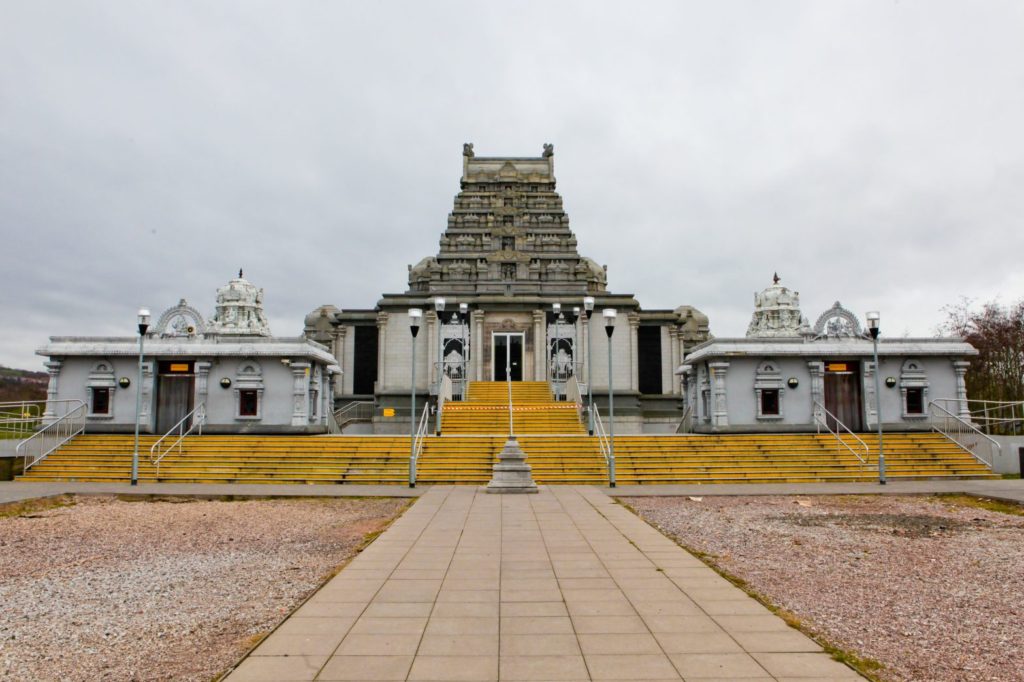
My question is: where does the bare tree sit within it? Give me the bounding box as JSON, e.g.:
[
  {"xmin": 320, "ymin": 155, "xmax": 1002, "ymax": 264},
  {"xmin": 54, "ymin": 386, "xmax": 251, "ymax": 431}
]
[{"xmin": 942, "ymin": 298, "xmax": 1024, "ymax": 405}]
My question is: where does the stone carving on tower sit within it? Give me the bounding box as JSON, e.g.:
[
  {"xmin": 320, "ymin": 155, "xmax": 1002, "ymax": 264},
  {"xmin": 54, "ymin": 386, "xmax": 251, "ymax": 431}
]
[
  {"xmin": 152, "ymin": 299, "xmax": 206, "ymax": 338},
  {"xmin": 812, "ymin": 301, "xmax": 864, "ymax": 338},
  {"xmin": 407, "ymin": 144, "xmax": 609, "ymax": 295},
  {"xmin": 207, "ymin": 270, "xmax": 272, "ymax": 337},
  {"xmin": 746, "ymin": 274, "xmax": 812, "ymax": 338}
]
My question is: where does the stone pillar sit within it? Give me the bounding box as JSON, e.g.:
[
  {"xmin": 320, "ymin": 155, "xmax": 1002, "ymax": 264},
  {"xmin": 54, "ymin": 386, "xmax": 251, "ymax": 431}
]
[
  {"xmin": 140, "ymin": 360, "xmax": 155, "ymax": 432},
  {"xmin": 291, "ymin": 361, "xmax": 311, "ymax": 426},
  {"xmin": 667, "ymin": 327, "xmax": 680, "ymax": 395},
  {"xmin": 333, "ymin": 326, "xmax": 347, "ymax": 395},
  {"xmin": 426, "ymin": 311, "xmax": 439, "ymax": 389},
  {"xmin": 808, "ymin": 361, "xmax": 825, "ymax": 423},
  {"xmin": 195, "ymin": 360, "xmax": 212, "ymax": 411},
  {"xmin": 709, "ymin": 361, "xmax": 730, "ymax": 427},
  {"xmin": 376, "ymin": 312, "xmax": 388, "ymax": 391},
  {"xmin": 863, "ymin": 360, "xmax": 877, "ymax": 428},
  {"xmin": 472, "ymin": 310, "xmax": 485, "ymax": 382},
  {"xmin": 532, "ymin": 310, "xmax": 546, "ymax": 381},
  {"xmin": 953, "ymin": 360, "xmax": 971, "ymax": 419},
  {"xmin": 42, "ymin": 360, "xmax": 62, "ymax": 422},
  {"xmin": 628, "ymin": 312, "xmax": 640, "ymax": 392}
]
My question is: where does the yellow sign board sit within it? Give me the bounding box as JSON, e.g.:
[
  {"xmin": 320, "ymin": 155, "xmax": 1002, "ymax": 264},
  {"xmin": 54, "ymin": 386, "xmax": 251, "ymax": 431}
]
[
  {"xmin": 826, "ymin": 363, "xmax": 848, "ymax": 372},
  {"xmin": 169, "ymin": 363, "xmax": 191, "ymax": 373},
  {"xmin": 383, "ymin": 408, "xmax": 395, "ymax": 418}
]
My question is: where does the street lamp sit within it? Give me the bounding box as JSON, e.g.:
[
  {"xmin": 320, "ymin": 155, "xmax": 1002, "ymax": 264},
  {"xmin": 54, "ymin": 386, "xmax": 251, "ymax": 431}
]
[
  {"xmin": 408, "ymin": 308, "xmax": 423, "ymax": 488},
  {"xmin": 552, "ymin": 302, "xmax": 561, "ymax": 401},
  {"xmin": 434, "ymin": 297, "xmax": 446, "ymax": 391},
  {"xmin": 131, "ymin": 307, "xmax": 151, "ymax": 486},
  {"xmin": 584, "ymin": 296, "xmax": 595, "ymax": 434},
  {"xmin": 866, "ymin": 310, "xmax": 885, "ymax": 485},
  {"xmin": 603, "ymin": 308, "xmax": 617, "ymax": 488}
]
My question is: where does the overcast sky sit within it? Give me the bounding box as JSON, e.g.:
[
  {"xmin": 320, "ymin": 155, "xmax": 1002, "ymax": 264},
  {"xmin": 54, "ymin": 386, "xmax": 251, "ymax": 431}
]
[{"xmin": 2, "ymin": 1, "xmax": 1023, "ymax": 371}]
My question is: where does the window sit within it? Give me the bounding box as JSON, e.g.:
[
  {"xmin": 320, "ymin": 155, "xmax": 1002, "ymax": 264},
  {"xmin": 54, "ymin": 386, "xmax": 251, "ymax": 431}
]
[
  {"xmin": 502, "ymin": 236, "xmax": 514, "ymax": 250},
  {"xmin": 501, "ymin": 263, "xmax": 516, "ymax": 280},
  {"xmin": 905, "ymin": 387, "xmax": 924, "ymax": 415},
  {"xmin": 239, "ymin": 389, "xmax": 259, "ymax": 417},
  {"xmin": 91, "ymin": 387, "xmax": 111, "ymax": 415},
  {"xmin": 503, "ymin": 216, "xmax": 513, "ymax": 226},
  {"xmin": 754, "ymin": 359, "xmax": 784, "ymax": 420},
  {"xmin": 503, "ymin": 197, "xmax": 512, "ymax": 207}
]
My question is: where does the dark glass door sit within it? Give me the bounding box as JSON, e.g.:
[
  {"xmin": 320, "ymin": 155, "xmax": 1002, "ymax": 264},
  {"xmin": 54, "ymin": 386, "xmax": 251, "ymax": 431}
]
[
  {"xmin": 824, "ymin": 361, "xmax": 863, "ymax": 431},
  {"xmin": 493, "ymin": 333, "xmax": 523, "ymax": 381}
]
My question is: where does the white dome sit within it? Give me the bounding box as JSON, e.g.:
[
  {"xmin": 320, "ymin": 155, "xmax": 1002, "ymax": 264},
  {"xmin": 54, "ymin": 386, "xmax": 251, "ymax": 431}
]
[
  {"xmin": 745, "ymin": 274, "xmax": 811, "ymax": 338},
  {"xmin": 207, "ymin": 271, "xmax": 272, "ymax": 337}
]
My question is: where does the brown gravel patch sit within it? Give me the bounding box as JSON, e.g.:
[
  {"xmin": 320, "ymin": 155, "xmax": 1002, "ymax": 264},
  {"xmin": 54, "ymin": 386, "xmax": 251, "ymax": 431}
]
[
  {"xmin": 624, "ymin": 494, "xmax": 1024, "ymax": 682},
  {"xmin": 0, "ymin": 494, "xmax": 409, "ymax": 682}
]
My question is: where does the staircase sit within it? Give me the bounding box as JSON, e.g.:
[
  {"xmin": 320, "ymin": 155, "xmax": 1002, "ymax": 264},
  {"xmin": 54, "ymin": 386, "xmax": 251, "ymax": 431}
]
[{"xmin": 16, "ymin": 382, "xmax": 996, "ymax": 485}]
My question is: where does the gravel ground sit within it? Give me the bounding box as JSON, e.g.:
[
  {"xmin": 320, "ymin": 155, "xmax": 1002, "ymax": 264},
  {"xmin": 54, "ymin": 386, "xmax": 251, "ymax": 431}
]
[
  {"xmin": 624, "ymin": 494, "xmax": 1024, "ymax": 682},
  {"xmin": 0, "ymin": 495, "xmax": 408, "ymax": 682}
]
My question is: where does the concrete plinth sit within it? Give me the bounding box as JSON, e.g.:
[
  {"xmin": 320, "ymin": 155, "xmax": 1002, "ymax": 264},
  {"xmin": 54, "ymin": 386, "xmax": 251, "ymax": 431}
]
[{"xmin": 485, "ymin": 436, "xmax": 538, "ymax": 494}]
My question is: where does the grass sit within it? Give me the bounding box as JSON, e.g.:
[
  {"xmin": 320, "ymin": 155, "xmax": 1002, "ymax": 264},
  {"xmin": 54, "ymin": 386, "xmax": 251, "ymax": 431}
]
[
  {"xmin": 0, "ymin": 494, "xmax": 77, "ymax": 519},
  {"xmin": 936, "ymin": 493, "xmax": 1024, "ymax": 516},
  {"xmin": 614, "ymin": 497, "xmax": 886, "ymax": 681}
]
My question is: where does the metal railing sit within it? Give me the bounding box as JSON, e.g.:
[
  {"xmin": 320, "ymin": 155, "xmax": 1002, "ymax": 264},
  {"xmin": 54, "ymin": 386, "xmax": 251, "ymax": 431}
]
[
  {"xmin": 0, "ymin": 400, "xmax": 44, "ymax": 441},
  {"xmin": 674, "ymin": 403, "xmax": 693, "ymax": 434},
  {"xmin": 16, "ymin": 400, "xmax": 88, "ymax": 471},
  {"xmin": 564, "ymin": 374, "xmax": 586, "ymax": 426},
  {"xmin": 592, "ymin": 404, "xmax": 614, "ymax": 485},
  {"xmin": 409, "ymin": 402, "xmax": 431, "ymax": 486},
  {"xmin": 437, "ymin": 374, "xmax": 453, "ymax": 435},
  {"xmin": 929, "ymin": 401, "xmax": 1001, "ymax": 468},
  {"xmin": 333, "ymin": 400, "xmax": 374, "ymax": 431},
  {"xmin": 550, "ymin": 360, "xmax": 584, "ymax": 402},
  {"xmin": 932, "ymin": 398, "xmax": 1024, "ymax": 436},
  {"xmin": 813, "ymin": 400, "xmax": 870, "ymax": 467},
  {"xmin": 150, "ymin": 402, "xmax": 206, "ymax": 475}
]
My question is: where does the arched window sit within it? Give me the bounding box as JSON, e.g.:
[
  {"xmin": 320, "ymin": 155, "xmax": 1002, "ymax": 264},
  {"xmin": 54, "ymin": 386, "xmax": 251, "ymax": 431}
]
[
  {"xmin": 87, "ymin": 360, "xmax": 116, "ymax": 418},
  {"xmin": 755, "ymin": 359, "xmax": 784, "ymax": 420},
  {"xmin": 235, "ymin": 360, "xmax": 264, "ymax": 420}
]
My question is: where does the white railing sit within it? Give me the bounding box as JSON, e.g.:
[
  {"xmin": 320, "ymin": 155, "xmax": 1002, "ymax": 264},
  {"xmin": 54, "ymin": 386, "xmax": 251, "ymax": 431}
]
[
  {"xmin": 333, "ymin": 400, "xmax": 375, "ymax": 431},
  {"xmin": 0, "ymin": 400, "xmax": 44, "ymax": 441},
  {"xmin": 436, "ymin": 374, "xmax": 453, "ymax": 435},
  {"xmin": 150, "ymin": 403, "xmax": 206, "ymax": 475},
  {"xmin": 592, "ymin": 404, "xmax": 614, "ymax": 484},
  {"xmin": 933, "ymin": 398, "xmax": 1024, "ymax": 436},
  {"xmin": 550, "ymin": 360, "xmax": 584, "ymax": 402},
  {"xmin": 812, "ymin": 400, "xmax": 869, "ymax": 468},
  {"xmin": 564, "ymin": 375, "xmax": 586, "ymax": 426},
  {"xmin": 16, "ymin": 400, "xmax": 88, "ymax": 471},
  {"xmin": 929, "ymin": 401, "xmax": 1001, "ymax": 468},
  {"xmin": 409, "ymin": 402, "xmax": 431, "ymax": 485},
  {"xmin": 674, "ymin": 403, "xmax": 693, "ymax": 434},
  {"xmin": 433, "ymin": 361, "xmax": 467, "ymax": 401}
]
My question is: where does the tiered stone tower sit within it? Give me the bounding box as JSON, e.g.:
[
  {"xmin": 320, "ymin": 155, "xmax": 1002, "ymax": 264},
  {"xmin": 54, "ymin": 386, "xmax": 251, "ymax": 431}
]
[{"xmin": 407, "ymin": 143, "xmax": 607, "ymax": 295}]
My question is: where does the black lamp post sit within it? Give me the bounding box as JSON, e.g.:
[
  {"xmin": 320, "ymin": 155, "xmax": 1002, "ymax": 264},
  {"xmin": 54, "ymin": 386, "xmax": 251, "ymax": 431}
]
[
  {"xmin": 408, "ymin": 307, "xmax": 422, "ymax": 488},
  {"xmin": 866, "ymin": 310, "xmax": 885, "ymax": 485},
  {"xmin": 603, "ymin": 308, "xmax": 617, "ymax": 488},
  {"xmin": 584, "ymin": 296, "xmax": 595, "ymax": 434},
  {"xmin": 131, "ymin": 307, "xmax": 151, "ymax": 486}
]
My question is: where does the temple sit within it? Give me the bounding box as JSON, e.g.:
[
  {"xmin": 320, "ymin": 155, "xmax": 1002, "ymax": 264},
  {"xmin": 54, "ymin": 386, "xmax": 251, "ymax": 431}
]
[{"xmin": 306, "ymin": 144, "xmax": 710, "ymax": 433}]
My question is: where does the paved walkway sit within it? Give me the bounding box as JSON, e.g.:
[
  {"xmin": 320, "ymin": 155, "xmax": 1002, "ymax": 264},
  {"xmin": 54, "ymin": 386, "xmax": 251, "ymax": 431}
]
[{"xmin": 224, "ymin": 486, "xmax": 861, "ymax": 681}]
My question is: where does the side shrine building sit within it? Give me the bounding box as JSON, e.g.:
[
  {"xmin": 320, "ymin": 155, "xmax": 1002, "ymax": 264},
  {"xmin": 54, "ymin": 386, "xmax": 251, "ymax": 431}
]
[{"xmin": 306, "ymin": 144, "xmax": 710, "ymax": 433}]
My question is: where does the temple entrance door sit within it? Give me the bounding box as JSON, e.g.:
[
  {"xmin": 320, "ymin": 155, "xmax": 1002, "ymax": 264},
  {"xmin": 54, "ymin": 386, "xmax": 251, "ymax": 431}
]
[
  {"xmin": 492, "ymin": 333, "xmax": 523, "ymax": 381},
  {"xmin": 824, "ymin": 361, "xmax": 863, "ymax": 432},
  {"xmin": 156, "ymin": 361, "xmax": 195, "ymax": 433}
]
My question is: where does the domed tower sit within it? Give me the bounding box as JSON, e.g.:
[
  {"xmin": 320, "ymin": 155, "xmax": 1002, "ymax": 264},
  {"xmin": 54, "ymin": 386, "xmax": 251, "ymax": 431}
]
[
  {"xmin": 746, "ymin": 274, "xmax": 811, "ymax": 338},
  {"xmin": 207, "ymin": 270, "xmax": 272, "ymax": 337}
]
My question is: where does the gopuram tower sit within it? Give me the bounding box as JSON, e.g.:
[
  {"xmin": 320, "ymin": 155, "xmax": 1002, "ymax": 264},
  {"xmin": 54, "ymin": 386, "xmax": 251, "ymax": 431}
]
[{"xmin": 306, "ymin": 144, "xmax": 709, "ymax": 433}]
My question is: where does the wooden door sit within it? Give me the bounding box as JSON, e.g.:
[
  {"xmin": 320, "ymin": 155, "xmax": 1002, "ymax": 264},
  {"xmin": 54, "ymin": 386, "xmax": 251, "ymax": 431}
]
[
  {"xmin": 824, "ymin": 361, "xmax": 863, "ymax": 431},
  {"xmin": 156, "ymin": 375, "xmax": 195, "ymax": 433}
]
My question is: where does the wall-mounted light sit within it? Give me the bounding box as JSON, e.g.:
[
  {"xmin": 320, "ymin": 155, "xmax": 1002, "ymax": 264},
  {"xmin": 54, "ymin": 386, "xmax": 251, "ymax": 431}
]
[
  {"xmin": 220, "ymin": 377, "xmax": 232, "ymax": 389},
  {"xmin": 119, "ymin": 377, "xmax": 131, "ymax": 388},
  {"xmin": 885, "ymin": 376, "xmax": 897, "ymax": 388},
  {"xmin": 787, "ymin": 377, "xmax": 799, "ymax": 389}
]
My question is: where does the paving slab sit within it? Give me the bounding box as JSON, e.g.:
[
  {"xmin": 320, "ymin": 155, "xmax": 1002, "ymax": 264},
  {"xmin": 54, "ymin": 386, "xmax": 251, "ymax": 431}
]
[{"xmin": 222, "ymin": 485, "xmax": 865, "ymax": 680}]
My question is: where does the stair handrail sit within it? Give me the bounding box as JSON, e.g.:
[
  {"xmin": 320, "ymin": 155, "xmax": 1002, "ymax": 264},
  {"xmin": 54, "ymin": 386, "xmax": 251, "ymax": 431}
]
[
  {"xmin": 812, "ymin": 400, "xmax": 870, "ymax": 468},
  {"xmin": 932, "ymin": 397, "xmax": 1024, "ymax": 436},
  {"xmin": 674, "ymin": 403, "xmax": 693, "ymax": 434},
  {"xmin": 592, "ymin": 403, "xmax": 613, "ymax": 476},
  {"xmin": 565, "ymin": 374, "xmax": 585, "ymax": 425},
  {"xmin": 16, "ymin": 399, "xmax": 87, "ymax": 471},
  {"xmin": 0, "ymin": 400, "xmax": 44, "ymax": 441},
  {"xmin": 436, "ymin": 374, "xmax": 453, "ymax": 435},
  {"xmin": 150, "ymin": 402, "xmax": 206, "ymax": 475},
  {"xmin": 410, "ymin": 402, "xmax": 431, "ymax": 485},
  {"xmin": 929, "ymin": 400, "xmax": 1001, "ymax": 468},
  {"xmin": 333, "ymin": 400, "xmax": 375, "ymax": 431}
]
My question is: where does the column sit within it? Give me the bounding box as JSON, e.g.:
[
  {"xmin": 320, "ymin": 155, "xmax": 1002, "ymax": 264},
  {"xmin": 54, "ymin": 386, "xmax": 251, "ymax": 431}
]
[
  {"xmin": 426, "ymin": 311, "xmax": 439, "ymax": 389},
  {"xmin": 376, "ymin": 312, "xmax": 388, "ymax": 391},
  {"xmin": 862, "ymin": 360, "xmax": 877, "ymax": 428},
  {"xmin": 195, "ymin": 360, "xmax": 212, "ymax": 414},
  {"xmin": 42, "ymin": 360, "xmax": 62, "ymax": 422},
  {"xmin": 291, "ymin": 361, "xmax": 311, "ymax": 426},
  {"xmin": 140, "ymin": 361, "xmax": 155, "ymax": 432},
  {"xmin": 628, "ymin": 312, "xmax": 640, "ymax": 392},
  {"xmin": 334, "ymin": 326, "xmax": 347, "ymax": 395},
  {"xmin": 709, "ymin": 361, "xmax": 730, "ymax": 427},
  {"xmin": 953, "ymin": 360, "xmax": 971, "ymax": 419},
  {"xmin": 807, "ymin": 361, "xmax": 825, "ymax": 424},
  {"xmin": 532, "ymin": 310, "xmax": 546, "ymax": 381},
  {"xmin": 472, "ymin": 310, "xmax": 484, "ymax": 382}
]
